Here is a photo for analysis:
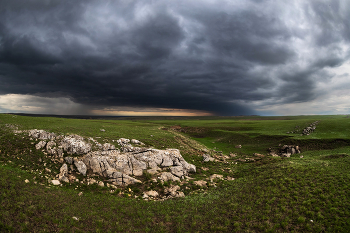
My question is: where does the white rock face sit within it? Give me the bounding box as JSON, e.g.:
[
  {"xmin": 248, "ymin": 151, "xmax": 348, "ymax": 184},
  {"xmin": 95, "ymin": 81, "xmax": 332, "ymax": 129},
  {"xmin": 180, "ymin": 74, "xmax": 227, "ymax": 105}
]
[
  {"xmin": 29, "ymin": 130, "xmax": 196, "ymax": 187},
  {"xmin": 29, "ymin": 129, "xmax": 56, "ymax": 140},
  {"xmin": 60, "ymin": 135, "xmax": 91, "ymax": 155},
  {"xmin": 159, "ymin": 172, "xmax": 180, "ymax": 182},
  {"xmin": 81, "ymin": 147, "xmax": 195, "ymax": 181},
  {"xmin": 74, "ymin": 160, "xmax": 87, "ymax": 176}
]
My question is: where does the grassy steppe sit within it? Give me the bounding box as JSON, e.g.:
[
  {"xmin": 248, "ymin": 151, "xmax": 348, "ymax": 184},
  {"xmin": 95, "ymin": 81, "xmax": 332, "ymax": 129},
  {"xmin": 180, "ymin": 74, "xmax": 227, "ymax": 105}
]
[{"xmin": 0, "ymin": 114, "xmax": 350, "ymax": 232}]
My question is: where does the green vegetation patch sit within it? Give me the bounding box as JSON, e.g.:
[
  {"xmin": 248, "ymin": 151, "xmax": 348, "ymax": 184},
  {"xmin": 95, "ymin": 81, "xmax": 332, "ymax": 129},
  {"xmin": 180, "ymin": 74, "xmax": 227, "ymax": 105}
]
[{"xmin": 0, "ymin": 114, "xmax": 350, "ymax": 232}]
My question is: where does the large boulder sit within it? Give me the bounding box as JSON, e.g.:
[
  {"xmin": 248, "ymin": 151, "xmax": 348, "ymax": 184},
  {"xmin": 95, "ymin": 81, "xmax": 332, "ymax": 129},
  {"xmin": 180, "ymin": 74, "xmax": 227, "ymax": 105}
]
[
  {"xmin": 60, "ymin": 135, "xmax": 92, "ymax": 155},
  {"xmin": 74, "ymin": 159, "xmax": 87, "ymax": 176},
  {"xmin": 29, "ymin": 129, "xmax": 56, "ymax": 140}
]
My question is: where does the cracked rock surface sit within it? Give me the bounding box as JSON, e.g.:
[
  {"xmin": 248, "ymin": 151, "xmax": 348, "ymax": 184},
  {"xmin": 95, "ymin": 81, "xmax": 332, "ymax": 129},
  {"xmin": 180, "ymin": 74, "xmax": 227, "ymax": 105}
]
[{"xmin": 29, "ymin": 129, "xmax": 196, "ymax": 187}]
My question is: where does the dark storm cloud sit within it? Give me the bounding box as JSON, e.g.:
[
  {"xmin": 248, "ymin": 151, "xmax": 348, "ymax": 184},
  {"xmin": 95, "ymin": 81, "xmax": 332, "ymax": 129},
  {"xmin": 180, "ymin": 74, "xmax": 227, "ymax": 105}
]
[{"xmin": 0, "ymin": 0, "xmax": 350, "ymax": 115}]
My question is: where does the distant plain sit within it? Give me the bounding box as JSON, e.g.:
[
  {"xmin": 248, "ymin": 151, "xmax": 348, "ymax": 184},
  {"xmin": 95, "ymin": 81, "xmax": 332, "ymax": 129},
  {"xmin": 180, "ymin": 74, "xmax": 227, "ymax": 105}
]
[{"xmin": 0, "ymin": 114, "xmax": 349, "ymax": 232}]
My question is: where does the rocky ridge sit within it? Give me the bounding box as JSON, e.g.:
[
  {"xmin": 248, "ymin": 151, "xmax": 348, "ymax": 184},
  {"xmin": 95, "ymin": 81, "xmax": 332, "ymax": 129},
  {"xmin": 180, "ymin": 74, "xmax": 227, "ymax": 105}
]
[
  {"xmin": 286, "ymin": 121, "xmax": 320, "ymax": 136},
  {"xmin": 26, "ymin": 129, "xmax": 196, "ymax": 198}
]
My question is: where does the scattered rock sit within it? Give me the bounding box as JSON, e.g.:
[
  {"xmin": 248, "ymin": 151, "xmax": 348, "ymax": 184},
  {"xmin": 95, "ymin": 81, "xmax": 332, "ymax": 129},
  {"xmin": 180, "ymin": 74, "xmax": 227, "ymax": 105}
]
[
  {"xmin": 235, "ymin": 145, "xmax": 242, "ymax": 149},
  {"xmin": 117, "ymin": 138, "xmax": 130, "ymax": 146},
  {"xmin": 35, "ymin": 141, "xmax": 46, "ymax": 150},
  {"xmin": 46, "ymin": 141, "xmax": 57, "ymax": 155},
  {"xmin": 100, "ymin": 129, "xmax": 105, "ymax": 132},
  {"xmin": 87, "ymin": 178, "xmax": 97, "ymax": 185},
  {"xmin": 280, "ymin": 145, "xmax": 300, "ymax": 157},
  {"xmin": 51, "ymin": 180, "xmax": 61, "ymax": 185},
  {"xmin": 194, "ymin": 180, "xmax": 207, "ymax": 187},
  {"xmin": 131, "ymin": 139, "xmax": 145, "ymax": 145},
  {"xmin": 203, "ymin": 154, "xmax": 215, "ymax": 162},
  {"xmin": 253, "ymin": 153, "xmax": 264, "ymax": 157},
  {"xmin": 25, "ymin": 179, "xmax": 29, "ymax": 183},
  {"xmin": 78, "ymin": 192, "xmax": 83, "ymax": 196},
  {"xmin": 269, "ymin": 145, "xmax": 301, "ymax": 158},
  {"xmin": 58, "ymin": 164, "xmax": 69, "ymax": 182},
  {"xmin": 143, "ymin": 190, "xmax": 159, "ymax": 198},
  {"xmin": 164, "ymin": 185, "xmax": 184, "ymax": 198},
  {"xmin": 209, "ymin": 174, "xmax": 224, "ymax": 182},
  {"xmin": 302, "ymin": 121, "xmax": 319, "ymax": 135}
]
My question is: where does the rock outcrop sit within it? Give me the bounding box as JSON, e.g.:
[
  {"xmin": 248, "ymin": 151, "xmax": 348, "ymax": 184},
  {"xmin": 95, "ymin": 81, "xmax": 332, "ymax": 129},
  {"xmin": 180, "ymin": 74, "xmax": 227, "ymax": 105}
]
[
  {"xmin": 269, "ymin": 145, "xmax": 301, "ymax": 157},
  {"xmin": 29, "ymin": 129, "xmax": 196, "ymax": 189},
  {"xmin": 302, "ymin": 121, "xmax": 319, "ymax": 135}
]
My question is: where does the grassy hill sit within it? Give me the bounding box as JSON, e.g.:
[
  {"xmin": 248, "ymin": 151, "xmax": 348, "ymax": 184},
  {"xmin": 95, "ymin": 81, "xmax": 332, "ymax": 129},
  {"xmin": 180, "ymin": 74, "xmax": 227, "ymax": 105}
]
[{"xmin": 0, "ymin": 114, "xmax": 349, "ymax": 232}]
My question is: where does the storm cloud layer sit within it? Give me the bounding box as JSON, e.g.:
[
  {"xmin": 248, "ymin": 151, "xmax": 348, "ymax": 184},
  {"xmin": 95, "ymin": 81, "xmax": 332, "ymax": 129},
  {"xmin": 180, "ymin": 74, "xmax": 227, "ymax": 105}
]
[{"xmin": 0, "ymin": 0, "xmax": 350, "ymax": 115}]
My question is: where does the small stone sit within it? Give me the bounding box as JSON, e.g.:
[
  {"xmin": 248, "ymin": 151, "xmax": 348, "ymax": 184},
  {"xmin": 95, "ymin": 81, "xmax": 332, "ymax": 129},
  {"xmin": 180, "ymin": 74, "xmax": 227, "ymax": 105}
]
[
  {"xmin": 60, "ymin": 176, "xmax": 70, "ymax": 183},
  {"xmin": 203, "ymin": 154, "xmax": 215, "ymax": 162},
  {"xmin": 209, "ymin": 174, "xmax": 224, "ymax": 182},
  {"xmin": 100, "ymin": 129, "xmax": 105, "ymax": 132},
  {"xmin": 98, "ymin": 181, "xmax": 105, "ymax": 187},
  {"xmin": 51, "ymin": 180, "xmax": 61, "ymax": 185},
  {"xmin": 144, "ymin": 190, "xmax": 158, "ymax": 197},
  {"xmin": 194, "ymin": 180, "xmax": 207, "ymax": 187},
  {"xmin": 25, "ymin": 179, "xmax": 30, "ymax": 183},
  {"xmin": 78, "ymin": 192, "xmax": 83, "ymax": 196},
  {"xmin": 72, "ymin": 216, "xmax": 79, "ymax": 221},
  {"xmin": 235, "ymin": 145, "xmax": 242, "ymax": 149}
]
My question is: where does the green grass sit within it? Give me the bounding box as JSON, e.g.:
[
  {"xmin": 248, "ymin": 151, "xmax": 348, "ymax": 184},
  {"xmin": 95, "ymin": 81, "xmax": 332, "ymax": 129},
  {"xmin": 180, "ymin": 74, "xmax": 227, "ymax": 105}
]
[{"xmin": 1, "ymin": 113, "xmax": 350, "ymax": 232}]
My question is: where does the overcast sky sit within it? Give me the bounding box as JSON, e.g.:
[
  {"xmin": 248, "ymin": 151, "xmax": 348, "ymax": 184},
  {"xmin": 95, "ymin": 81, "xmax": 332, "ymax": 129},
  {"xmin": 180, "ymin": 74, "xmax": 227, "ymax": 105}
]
[{"xmin": 0, "ymin": 0, "xmax": 349, "ymax": 116}]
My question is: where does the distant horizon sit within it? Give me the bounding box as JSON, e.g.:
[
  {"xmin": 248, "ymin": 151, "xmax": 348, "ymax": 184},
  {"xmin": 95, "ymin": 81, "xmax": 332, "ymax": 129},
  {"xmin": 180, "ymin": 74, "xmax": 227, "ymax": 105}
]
[{"xmin": 4, "ymin": 112, "xmax": 350, "ymax": 119}]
